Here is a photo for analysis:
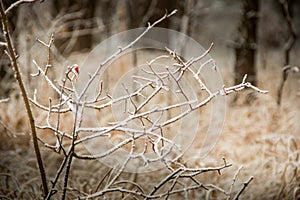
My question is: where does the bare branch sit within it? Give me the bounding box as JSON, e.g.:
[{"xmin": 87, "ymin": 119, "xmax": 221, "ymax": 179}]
[
  {"xmin": 233, "ymin": 176, "xmax": 254, "ymax": 200},
  {"xmin": 36, "ymin": 34, "xmax": 54, "ymax": 74},
  {"xmin": 78, "ymin": 9, "xmax": 178, "ymax": 101},
  {"xmin": 32, "ymin": 60, "xmax": 76, "ymax": 112},
  {"xmin": 5, "ymin": 0, "xmax": 37, "ymax": 14},
  {"xmin": 29, "ymin": 98, "xmax": 71, "ymax": 113},
  {"xmin": 227, "ymin": 165, "xmax": 243, "ymax": 200}
]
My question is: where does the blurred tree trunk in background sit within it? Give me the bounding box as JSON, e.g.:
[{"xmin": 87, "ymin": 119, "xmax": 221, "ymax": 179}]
[
  {"xmin": 54, "ymin": 0, "xmax": 95, "ymax": 53},
  {"xmin": 234, "ymin": 0, "xmax": 259, "ymax": 103},
  {"xmin": 276, "ymin": 0, "xmax": 298, "ymax": 105},
  {"xmin": 73, "ymin": 0, "xmax": 95, "ymax": 52}
]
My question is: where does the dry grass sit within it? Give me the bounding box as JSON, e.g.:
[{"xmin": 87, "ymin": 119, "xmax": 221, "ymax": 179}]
[
  {"xmin": 0, "ymin": 48, "xmax": 300, "ymax": 199},
  {"xmin": 207, "ymin": 94, "xmax": 300, "ymax": 199}
]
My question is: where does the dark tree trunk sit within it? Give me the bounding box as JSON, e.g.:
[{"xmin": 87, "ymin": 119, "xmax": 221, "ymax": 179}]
[
  {"xmin": 234, "ymin": 0, "xmax": 259, "ymax": 103},
  {"xmin": 276, "ymin": 0, "xmax": 297, "ymax": 106}
]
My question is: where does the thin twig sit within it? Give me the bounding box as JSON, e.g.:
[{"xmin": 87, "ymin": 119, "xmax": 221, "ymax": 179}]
[
  {"xmin": 4, "ymin": 0, "xmax": 37, "ymax": 14},
  {"xmin": 233, "ymin": 176, "xmax": 254, "ymax": 200},
  {"xmin": 36, "ymin": 33, "xmax": 54, "ymax": 75},
  {"xmin": 227, "ymin": 165, "xmax": 243, "ymax": 200},
  {"xmin": 53, "ymin": 77, "xmax": 67, "ymax": 153},
  {"xmin": 94, "ymin": 168, "xmax": 113, "ymax": 193},
  {"xmin": 61, "ymin": 101, "xmax": 80, "ymax": 200}
]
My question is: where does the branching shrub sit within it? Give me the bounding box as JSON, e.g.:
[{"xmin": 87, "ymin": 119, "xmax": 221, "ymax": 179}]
[{"xmin": 0, "ymin": 2, "xmax": 268, "ymax": 199}]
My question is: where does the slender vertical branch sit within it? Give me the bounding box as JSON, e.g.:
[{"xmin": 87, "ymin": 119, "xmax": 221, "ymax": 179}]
[
  {"xmin": 62, "ymin": 99, "xmax": 83, "ymax": 199},
  {"xmin": 0, "ymin": 1, "xmax": 48, "ymax": 197},
  {"xmin": 61, "ymin": 150, "xmax": 74, "ymax": 200},
  {"xmin": 227, "ymin": 165, "xmax": 243, "ymax": 200}
]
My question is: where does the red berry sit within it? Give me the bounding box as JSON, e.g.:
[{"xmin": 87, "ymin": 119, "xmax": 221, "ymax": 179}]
[{"xmin": 72, "ymin": 64, "xmax": 79, "ymax": 74}]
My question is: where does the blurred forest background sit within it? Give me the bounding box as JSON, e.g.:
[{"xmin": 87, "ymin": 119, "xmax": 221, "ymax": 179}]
[
  {"xmin": 1, "ymin": 0, "xmax": 300, "ymax": 102},
  {"xmin": 1, "ymin": 0, "xmax": 300, "ymax": 199}
]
